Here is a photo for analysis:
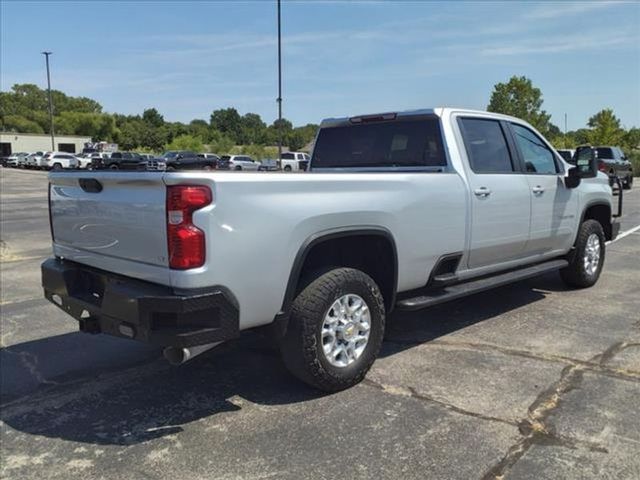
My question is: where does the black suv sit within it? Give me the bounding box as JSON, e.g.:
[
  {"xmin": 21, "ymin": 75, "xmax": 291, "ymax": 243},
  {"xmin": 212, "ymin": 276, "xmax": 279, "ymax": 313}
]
[{"xmin": 574, "ymin": 146, "xmax": 633, "ymax": 189}]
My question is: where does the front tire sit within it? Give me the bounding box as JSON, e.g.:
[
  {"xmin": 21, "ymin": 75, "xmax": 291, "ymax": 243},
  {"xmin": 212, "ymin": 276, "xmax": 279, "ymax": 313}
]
[
  {"xmin": 280, "ymin": 268, "xmax": 385, "ymax": 392},
  {"xmin": 623, "ymin": 175, "xmax": 633, "ymax": 190},
  {"xmin": 560, "ymin": 220, "xmax": 605, "ymax": 288}
]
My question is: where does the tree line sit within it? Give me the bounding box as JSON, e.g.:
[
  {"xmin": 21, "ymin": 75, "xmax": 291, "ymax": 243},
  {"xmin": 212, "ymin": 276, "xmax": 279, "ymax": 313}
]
[
  {"xmin": 0, "ymin": 84, "xmax": 318, "ymax": 154},
  {"xmin": 1, "ymin": 78, "xmax": 638, "ymax": 155},
  {"xmin": 487, "ymin": 76, "xmax": 640, "ymax": 151}
]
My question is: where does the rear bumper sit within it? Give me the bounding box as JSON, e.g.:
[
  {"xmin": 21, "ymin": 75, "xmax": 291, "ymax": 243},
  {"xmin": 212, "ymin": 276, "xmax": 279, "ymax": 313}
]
[{"xmin": 42, "ymin": 258, "xmax": 239, "ymax": 347}]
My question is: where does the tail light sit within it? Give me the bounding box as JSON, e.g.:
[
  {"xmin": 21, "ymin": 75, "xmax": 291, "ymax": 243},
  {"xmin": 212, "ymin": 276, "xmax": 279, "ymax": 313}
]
[
  {"xmin": 597, "ymin": 161, "xmax": 607, "ymax": 172},
  {"xmin": 166, "ymin": 185, "xmax": 212, "ymax": 269}
]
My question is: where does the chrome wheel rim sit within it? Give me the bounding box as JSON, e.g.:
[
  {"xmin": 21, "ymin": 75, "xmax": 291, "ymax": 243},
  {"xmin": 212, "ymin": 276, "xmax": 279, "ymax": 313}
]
[
  {"xmin": 584, "ymin": 233, "xmax": 601, "ymax": 276},
  {"xmin": 321, "ymin": 294, "xmax": 371, "ymax": 368}
]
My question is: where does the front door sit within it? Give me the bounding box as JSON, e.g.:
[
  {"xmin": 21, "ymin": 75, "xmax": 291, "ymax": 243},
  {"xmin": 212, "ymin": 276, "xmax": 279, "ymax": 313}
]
[
  {"xmin": 458, "ymin": 117, "xmax": 531, "ymax": 269},
  {"xmin": 509, "ymin": 123, "xmax": 577, "ymax": 254}
]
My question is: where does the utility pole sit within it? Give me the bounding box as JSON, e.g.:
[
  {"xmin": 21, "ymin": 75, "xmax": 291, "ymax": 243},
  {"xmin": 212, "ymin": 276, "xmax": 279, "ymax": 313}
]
[
  {"xmin": 564, "ymin": 113, "xmax": 568, "ymax": 148},
  {"xmin": 277, "ymin": 0, "xmax": 283, "ymax": 167},
  {"xmin": 42, "ymin": 51, "xmax": 55, "ymax": 151}
]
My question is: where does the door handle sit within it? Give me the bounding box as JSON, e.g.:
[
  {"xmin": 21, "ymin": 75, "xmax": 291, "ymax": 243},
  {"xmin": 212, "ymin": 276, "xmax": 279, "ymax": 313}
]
[
  {"xmin": 532, "ymin": 186, "xmax": 545, "ymax": 195},
  {"xmin": 474, "ymin": 187, "xmax": 492, "ymax": 197}
]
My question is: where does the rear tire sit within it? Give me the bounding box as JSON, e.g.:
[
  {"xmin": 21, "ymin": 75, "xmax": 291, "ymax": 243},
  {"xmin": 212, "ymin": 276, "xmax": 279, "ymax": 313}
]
[
  {"xmin": 109, "ymin": 163, "xmax": 119, "ymax": 170},
  {"xmin": 284, "ymin": 165, "xmax": 292, "ymax": 172},
  {"xmin": 560, "ymin": 220, "xmax": 605, "ymax": 288},
  {"xmin": 280, "ymin": 268, "xmax": 385, "ymax": 392},
  {"xmin": 52, "ymin": 163, "xmax": 62, "ymax": 171}
]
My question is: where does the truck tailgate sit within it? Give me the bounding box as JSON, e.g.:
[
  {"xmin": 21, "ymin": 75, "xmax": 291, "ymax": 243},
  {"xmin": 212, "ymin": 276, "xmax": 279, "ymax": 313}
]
[{"xmin": 49, "ymin": 173, "xmax": 168, "ymax": 268}]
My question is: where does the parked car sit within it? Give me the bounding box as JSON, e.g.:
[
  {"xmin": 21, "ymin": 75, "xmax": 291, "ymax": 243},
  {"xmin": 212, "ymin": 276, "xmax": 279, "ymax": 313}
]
[
  {"xmin": 197, "ymin": 153, "xmax": 220, "ymax": 168},
  {"xmin": 280, "ymin": 151, "xmax": 310, "ymax": 171},
  {"xmin": 40, "ymin": 152, "xmax": 79, "ymax": 170},
  {"xmin": 556, "ymin": 149, "xmax": 575, "ymax": 163},
  {"xmin": 217, "ymin": 155, "xmax": 260, "ymax": 171},
  {"xmin": 6, "ymin": 152, "xmax": 29, "ymax": 168},
  {"xmin": 161, "ymin": 151, "xmax": 217, "ymax": 171},
  {"xmin": 25, "ymin": 152, "xmax": 45, "ymax": 169},
  {"xmin": 138, "ymin": 157, "xmax": 167, "ymax": 171},
  {"xmin": 258, "ymin": 158, "xmax": 280, "ymax": 171},
  {"xmin": 575, "ymin": 145, "xmax": 633, "ymax": 189},
  {"xmin": 92, "ymin": 151, "xmax": 142, "ymax": 170},
  {"xmin": 42, "ymin": 108, "xmax": 620, "ymax": 391},
  {"xmin": 76, "ymin": 152, "xmax": 104, "ymax": 169}
]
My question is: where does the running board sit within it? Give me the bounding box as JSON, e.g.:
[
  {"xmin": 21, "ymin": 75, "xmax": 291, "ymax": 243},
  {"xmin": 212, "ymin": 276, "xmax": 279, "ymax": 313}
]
[{"xmin": 396, "ymin": 259, "xmax": 569, "ymax": 311}]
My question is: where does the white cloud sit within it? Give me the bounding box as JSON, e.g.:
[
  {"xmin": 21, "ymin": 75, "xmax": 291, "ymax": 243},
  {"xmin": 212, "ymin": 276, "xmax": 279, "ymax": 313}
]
[
  {"xmin": 481, "ymin": 32, "xmax": 635, "ymax": 56},
  {"xmin": 524, "ymin": 1, "xmax": 619, "ymax": 20}
]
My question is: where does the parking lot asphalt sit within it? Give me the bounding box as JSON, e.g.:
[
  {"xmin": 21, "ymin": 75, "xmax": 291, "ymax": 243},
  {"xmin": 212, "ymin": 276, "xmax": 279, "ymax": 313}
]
[{"xmin": 1, "ymin": 167, "xmax": 639, "ymax": 480}]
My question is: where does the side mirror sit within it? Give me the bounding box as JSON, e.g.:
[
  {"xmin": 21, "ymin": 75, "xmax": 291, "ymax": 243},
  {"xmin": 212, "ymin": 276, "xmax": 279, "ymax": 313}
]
[{"xmin": 565, "ymin": 166, "xmax": 581, "ymax": 189}]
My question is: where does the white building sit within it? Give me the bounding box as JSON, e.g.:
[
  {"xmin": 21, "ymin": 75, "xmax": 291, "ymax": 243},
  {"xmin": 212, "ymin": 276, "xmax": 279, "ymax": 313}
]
[{"xmin": 0, "ymin": 132, "xmax": 92, "ymax": 156}]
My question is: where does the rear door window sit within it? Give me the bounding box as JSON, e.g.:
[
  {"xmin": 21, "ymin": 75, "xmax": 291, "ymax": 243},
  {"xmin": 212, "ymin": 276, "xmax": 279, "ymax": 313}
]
[
  {"xmin": 312, "ymin": 117, "xmax": 446, "ymax": 168},
  {"xmin": 458, "ymin": 118, "xmax": 514, "ymax": 173}
]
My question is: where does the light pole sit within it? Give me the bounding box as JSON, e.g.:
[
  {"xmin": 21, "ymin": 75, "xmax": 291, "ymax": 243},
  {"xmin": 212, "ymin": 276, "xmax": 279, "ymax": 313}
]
[
  {"xmin": 42, "ymin": 51, "xmax": 55, "ymax": 151},
  {"xmin": 277, "ymin": 0, "xmax": 282, "ymax": 166}
]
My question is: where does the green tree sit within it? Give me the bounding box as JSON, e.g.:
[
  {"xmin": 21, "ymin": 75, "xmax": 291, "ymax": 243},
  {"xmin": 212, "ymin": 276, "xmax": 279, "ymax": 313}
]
[
  {"xmin": 623, "ymin": 128, "xmax": 640, "ymax": 151},
  {"xmin": 165, "ymin": 134, "xmax": 204, "ymax": 152},
  {"xmin": 239, "ymin": 113, "xmax": 266, "ymax": 144},
  {"xmin": 142, "ymin": 108, "xmax": 164, "ymax": 128},
  {"xmin": 0, "ymin": 114, "xmax": 45, "ymax": 133},
  {"xmin": 587, "ymin": 109, "xmax": 624, "ymax": 145},
  {"xmin": 288, "ymin": 130, "xmax": 306, "ymax": 151},
  {"xmin": 210, "ymin": 108, "xmax": 242, "ymax": 143},
  {"xmin": 209, "ymin": 130, "xmax": 235, "ymax": 154},
  {"xmin": 487, "ymin": 76, "xmax": 552, "ymax": 135}
]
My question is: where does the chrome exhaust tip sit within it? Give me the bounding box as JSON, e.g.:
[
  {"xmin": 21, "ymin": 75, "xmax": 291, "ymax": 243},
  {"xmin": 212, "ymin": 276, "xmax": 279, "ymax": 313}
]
[{"xmin": 163, "ymin": 341, "xmax": 221, "ymax": 365}]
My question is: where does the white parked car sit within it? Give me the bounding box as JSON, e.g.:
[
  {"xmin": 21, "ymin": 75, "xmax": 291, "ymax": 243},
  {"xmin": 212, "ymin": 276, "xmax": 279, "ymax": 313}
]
[
  {"xmin": 218, "ymin": 155, "xmax": 260, "ymax": 171},
  {"xmin": 25, "ymin": 152, "xmax": 45, "ymax": 169},
  {"xmin": 78, "ymin": 152, "xmax": 106, "ymax": 169},
  {"xmin": 6, "ymin": 152, "xmax": 29, "ymax": 167},
  {"xmin": 41, "ymin": 152, "xmax": 80, "ymax": 170},
  {"xmin": 280, "ymin": 151, "xmax": 310, "ymax": 171}
]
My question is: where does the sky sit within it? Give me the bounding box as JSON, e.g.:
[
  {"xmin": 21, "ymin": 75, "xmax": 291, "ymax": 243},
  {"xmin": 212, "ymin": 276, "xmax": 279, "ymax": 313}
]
[{"xmin": 1, "ymin": 0, "xmax": 639, "ymax": 130}]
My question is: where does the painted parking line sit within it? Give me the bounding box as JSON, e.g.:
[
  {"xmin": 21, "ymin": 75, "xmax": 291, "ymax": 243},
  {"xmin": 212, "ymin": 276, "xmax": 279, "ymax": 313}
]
[{"xmin": 607, "ymin": 224, "xmax": 640, "ymax": 245}]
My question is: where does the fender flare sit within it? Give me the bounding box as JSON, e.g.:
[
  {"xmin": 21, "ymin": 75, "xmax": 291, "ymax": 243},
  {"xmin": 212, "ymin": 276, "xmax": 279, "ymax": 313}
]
[{"xmin": 272, "ymin": 226, "xmax": 398, "ymax": 337}]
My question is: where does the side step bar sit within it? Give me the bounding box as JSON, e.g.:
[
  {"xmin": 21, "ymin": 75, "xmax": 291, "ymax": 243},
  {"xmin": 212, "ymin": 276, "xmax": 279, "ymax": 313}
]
[{"xmin": 396, "ymin": 259, "xmax": 568, "ymax": 311}]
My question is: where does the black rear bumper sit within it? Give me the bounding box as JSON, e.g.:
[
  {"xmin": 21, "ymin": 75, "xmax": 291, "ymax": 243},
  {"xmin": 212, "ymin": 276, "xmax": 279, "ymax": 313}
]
[{"xmin": 42, "ymin": 258, "xmax": 239, "ymax": 347}]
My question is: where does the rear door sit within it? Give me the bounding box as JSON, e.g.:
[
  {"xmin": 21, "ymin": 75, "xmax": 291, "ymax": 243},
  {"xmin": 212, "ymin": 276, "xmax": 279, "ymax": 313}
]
[
  {"xmin": 458, "ymin": 117, "xmax": 531, "ymax": 268},
  {"xmin": 509, "ymin": 123, "xmax": 577, "ymax": 254}
]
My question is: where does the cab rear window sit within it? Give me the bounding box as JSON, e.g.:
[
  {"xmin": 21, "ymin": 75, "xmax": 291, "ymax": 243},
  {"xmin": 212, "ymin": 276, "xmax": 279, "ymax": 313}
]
[{"xmin": 312, "ymin": 118, "xmax": 446, "ymax": 169}]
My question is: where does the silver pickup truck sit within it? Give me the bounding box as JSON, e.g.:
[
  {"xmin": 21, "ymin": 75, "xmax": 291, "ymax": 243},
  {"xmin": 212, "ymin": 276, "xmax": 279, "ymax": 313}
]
[{"xmin": 42, "ymin": 108, "xmax": 621, "ymax": 391}]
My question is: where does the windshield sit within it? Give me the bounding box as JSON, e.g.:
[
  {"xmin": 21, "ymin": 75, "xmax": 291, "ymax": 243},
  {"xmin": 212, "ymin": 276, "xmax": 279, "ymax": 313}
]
[{"xmin": 312, "ymin": 117, "xmax": 446, "ymax": 168}]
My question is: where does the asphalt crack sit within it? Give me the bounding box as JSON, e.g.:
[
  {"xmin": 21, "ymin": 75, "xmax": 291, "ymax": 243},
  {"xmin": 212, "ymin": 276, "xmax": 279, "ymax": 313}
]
[
  {"xmin": 384, "ymin": 338, "xmax": 640, "ymax": 381},
  {"xmin": 481, "ymin": 339, "xmax": 636, "ymax": 479},
  {"xmin": 362, "ymin": 377, "xmax": 517, "ymax": 427}
]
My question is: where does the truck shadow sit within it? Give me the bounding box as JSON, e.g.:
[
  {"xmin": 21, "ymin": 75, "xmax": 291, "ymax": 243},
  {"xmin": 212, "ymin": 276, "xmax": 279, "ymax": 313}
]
[{"xmin": 0, "ymin": 273, "xmax": 563, "ymax": 446}]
